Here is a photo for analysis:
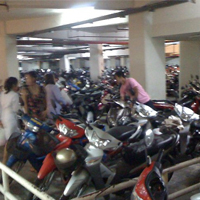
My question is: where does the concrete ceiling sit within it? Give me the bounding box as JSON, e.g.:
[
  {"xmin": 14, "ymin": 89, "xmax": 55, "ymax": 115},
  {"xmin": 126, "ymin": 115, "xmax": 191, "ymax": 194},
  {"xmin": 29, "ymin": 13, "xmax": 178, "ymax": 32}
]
[{"xmin": 0, "ymin": 0, "xmax": 189, "ymax": 62}]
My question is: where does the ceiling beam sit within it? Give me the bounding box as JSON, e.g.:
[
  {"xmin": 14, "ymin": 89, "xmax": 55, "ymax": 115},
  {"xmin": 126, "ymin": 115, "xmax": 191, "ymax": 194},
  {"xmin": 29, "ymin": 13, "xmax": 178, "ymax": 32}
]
[
  {"xmin": 17, "ymin": 39, "xmax": 128, "ymax": 46},
  {"xmin": 19, "ymin": 0, "xmax": 191, "ymax": 37}
]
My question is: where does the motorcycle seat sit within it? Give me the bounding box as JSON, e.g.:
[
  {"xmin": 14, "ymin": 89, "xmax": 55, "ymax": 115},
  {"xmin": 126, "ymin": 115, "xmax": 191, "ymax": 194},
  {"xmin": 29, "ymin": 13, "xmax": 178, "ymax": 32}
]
[{"xmin": 107, "ymin": 125, "xmax": 138, "ymax": 141}]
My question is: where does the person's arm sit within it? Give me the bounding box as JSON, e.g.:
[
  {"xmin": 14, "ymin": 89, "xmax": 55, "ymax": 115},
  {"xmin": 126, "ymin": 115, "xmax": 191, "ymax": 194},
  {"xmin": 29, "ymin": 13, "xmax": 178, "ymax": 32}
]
[
  {"xmin": 20, "ymin": 87, "xmax": 28, "ymax": 114},
  {"xmin": 130, "ymin": 86, "xmax": 139, "ymax": 101},
  {"xmin": 120, "ymin": 87, "xmax": 125, "ymax": 101},
  {"xmin": 41, "ymin": 86, "xmax": 47, "ymax": 119},
  {"xmin": 53, "ymin": 85, "xmax": 67, "ymax": 106},
  {"xmin": 11, "ymin": 93, "xmax": 20, "ymax": 113},
  {"xmin": 0, "ymin": 94, "xmax": 2, "ymax": 127}
]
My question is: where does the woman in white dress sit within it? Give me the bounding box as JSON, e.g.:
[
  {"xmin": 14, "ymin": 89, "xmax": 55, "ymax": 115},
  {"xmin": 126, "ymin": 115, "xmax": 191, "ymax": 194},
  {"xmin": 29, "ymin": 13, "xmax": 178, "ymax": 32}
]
[{"xmin": 0, "ymin": 77, "xmax": 20, "ymax": 163}]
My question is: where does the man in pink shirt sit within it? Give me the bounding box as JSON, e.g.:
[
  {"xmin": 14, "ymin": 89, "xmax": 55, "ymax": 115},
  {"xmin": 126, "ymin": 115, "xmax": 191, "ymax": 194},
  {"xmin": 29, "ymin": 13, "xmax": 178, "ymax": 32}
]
[{"xmin": 115, "ymin": 71, "xmax": 155, "ymax": 109}]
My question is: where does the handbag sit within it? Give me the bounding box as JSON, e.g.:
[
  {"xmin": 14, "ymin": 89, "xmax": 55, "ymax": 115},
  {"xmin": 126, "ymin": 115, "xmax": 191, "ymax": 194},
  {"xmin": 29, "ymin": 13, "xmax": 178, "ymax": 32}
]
[{"xmin": 0, "ymin": 127, "xmax": 6, "ymax": 146}]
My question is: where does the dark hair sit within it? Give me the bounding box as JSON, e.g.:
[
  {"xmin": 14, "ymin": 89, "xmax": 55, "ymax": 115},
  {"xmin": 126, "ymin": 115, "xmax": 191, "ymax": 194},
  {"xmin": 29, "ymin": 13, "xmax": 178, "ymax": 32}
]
[
  {"xmin": 53, "ymin": 73, "xmax": 59, "ymax": 80},
  {"xmin": 44, "ymin": 73, "xmax": 55, "ymax": 85},
  {"xmin": 115, "ymin": 70, "xmax": 125, "ymax": 78},
  {"xmin": 25, "ymin": 71, "xmax": 38, "ymax": 79},
  {"xmin": 4, "ymin": 77, "xmax": 18, "ymax": 94}
]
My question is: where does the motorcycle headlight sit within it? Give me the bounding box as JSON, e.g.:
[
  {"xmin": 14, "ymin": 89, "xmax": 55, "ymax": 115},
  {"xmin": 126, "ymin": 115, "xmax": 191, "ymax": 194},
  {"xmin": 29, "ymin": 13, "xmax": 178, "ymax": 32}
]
[
  {"xmin": 58, "ymin": 123, "xmax": 79, "ymax": 137},
  {"xmin": 91, "ymin": 131, "xmax": 111, "ymax": 148},
  {"xmin": 26, "ymin": 122, "xmax": 40, "ymax": 132},
  {"xmin": 174, "ymin": 103, "xmax": 199, "ymax": 121},
  {"xmin": 135, "ymin": 103, "xmax": 157, "ymax": 117},
  {"xmin": 131, "ymin": 188, "xmax": 143, "ymax": 200}
]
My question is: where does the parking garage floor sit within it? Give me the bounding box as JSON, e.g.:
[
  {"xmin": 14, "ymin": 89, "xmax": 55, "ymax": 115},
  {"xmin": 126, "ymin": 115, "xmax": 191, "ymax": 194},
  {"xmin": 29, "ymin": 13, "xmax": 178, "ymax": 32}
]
[{"xmin": 0, "ymin": 146, "xmax": 200, "ymax": 200}]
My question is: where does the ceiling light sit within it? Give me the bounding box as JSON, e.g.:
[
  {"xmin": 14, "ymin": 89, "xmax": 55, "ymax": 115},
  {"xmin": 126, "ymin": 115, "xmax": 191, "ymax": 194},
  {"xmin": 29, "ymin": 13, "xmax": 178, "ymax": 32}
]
[{"xmin": 68, "ymin": 57, "xmax": 76, "ymax": 60}]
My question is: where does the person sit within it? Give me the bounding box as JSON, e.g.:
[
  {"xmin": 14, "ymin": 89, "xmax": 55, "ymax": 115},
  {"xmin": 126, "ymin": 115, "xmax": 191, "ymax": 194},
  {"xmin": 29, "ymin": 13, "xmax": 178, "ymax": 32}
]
[
  {"xmin": 44, "ymin": 73, "xmax": 67, "ymax": 121},
  {"xmin": 0, "ymin": 77, "xmax": 20, "ymax": 164},
  {"xmin": 54, "ymin": 73, "xmax": 73, "ymax": 106},
  {"xmin": 114, "ymin": 70, "xmax": 155, "ymax": 109},
  {"xmin": 20, "ymin": 71, "xmax": 47, "ymax": 121}
]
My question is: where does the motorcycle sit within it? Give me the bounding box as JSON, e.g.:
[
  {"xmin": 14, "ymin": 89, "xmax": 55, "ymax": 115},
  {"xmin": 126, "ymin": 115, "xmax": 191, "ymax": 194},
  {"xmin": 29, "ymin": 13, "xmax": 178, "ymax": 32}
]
[
  {"xmin": 57, "ymin": 118, "xmax": 178, "ymax": 200},
  {"xmin": 71, "ymin": 86, "xmax": 103, "ymax": 123},
  {"xmin": 26, "ymin": 114, "xmax": 88, "ymax": 200},
  {"xmin": 131, "ymin": 147, "xmax": 167, "ymax": 200},
  {"xmin": 5, "ymin": 111, "xmax": 63, "ymax": 184}
]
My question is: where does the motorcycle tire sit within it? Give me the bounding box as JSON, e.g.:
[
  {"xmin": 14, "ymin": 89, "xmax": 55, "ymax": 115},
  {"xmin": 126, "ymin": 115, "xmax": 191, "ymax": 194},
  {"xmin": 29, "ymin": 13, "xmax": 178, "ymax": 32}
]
[
  {"xmin": 4, "ymin": 160, "xmax": 25, "ymax": 185},
  {"xmin": 26, "ymin": 170, "xmax": 56, "ymax": 200}
]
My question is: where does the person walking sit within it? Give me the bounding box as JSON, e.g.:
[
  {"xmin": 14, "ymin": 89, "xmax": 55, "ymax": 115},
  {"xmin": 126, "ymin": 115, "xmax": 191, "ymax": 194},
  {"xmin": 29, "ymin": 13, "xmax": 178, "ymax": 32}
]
[
  {"xmin": 44, "ymin": 73, "xmax": 67, "ymax": 121},
  {"xmin": 21, "ymin": 71, "xmax": 47, "ymax": 121},
  {"xmin": 114, "ymin": 70, "xmax": 155, "ymax": 109},
  {"xmin": 0, "ymin": 77, "xmax": 20, "ymax": 163}
]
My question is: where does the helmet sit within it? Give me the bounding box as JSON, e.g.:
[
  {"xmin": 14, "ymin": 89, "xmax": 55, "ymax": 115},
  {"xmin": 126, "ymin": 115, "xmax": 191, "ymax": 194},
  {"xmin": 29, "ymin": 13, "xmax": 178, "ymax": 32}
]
[{"xmin": 54, "ymin": 148, "xmax": 77, "ymax": 171}]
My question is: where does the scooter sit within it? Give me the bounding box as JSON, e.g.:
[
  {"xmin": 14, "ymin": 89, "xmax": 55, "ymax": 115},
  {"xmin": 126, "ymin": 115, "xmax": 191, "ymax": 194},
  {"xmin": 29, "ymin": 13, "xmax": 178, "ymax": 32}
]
[
  {"xmin": 5, "ymin": 111, "xmax": 63, "ymax": 184},
  {"xmin": 57, "ymin": 119, "xmax": 178, "ymax": 200},
  {"xmin": 131, "ymin": 148, "xmax": 168, "ymax": 200}
]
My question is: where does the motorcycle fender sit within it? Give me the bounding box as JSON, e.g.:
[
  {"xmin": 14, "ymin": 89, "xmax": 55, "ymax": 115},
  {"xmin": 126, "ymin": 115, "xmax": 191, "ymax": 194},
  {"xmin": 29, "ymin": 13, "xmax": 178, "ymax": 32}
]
[
  {"xmin": 63, "ymin": 169, "xmax": 89, "ymax": 196},
  {"xmin": 6, "ymin": 155, "xmax": 18, "ymax": 167},
  {"xmin": 37, "ymin": 153, "xmax": 56, "ymax": 180}
]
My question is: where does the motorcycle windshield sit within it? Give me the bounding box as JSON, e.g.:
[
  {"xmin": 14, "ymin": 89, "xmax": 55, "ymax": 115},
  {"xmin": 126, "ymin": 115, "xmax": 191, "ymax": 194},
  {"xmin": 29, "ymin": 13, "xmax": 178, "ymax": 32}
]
[
  {"xmin": 145, "ymin": 167, "xmax": 167, "ymax": 200},
  {"xmin": 85, "ymin": 125, "xmax": 121, "ymax": 150},
  {"xmin": 135, "ymin": 103, "xmax": 158, "ymax": 118}
]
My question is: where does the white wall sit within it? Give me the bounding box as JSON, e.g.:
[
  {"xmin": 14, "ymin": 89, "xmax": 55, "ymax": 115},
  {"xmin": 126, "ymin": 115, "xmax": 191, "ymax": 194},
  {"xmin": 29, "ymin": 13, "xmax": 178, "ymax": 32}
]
[
  {"xmin": 166, "ymin": 57, "xmax": 180, "ymax": 66},
  {"xmin": 21, "ymin": 61, "xmax": 40, "ymax": 71}
]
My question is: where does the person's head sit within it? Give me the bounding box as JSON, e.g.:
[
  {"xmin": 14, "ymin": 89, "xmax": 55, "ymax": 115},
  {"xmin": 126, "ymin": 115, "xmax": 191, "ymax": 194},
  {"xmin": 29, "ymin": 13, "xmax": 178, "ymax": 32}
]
[
  {"xmin": 53, "ymin": 73, "xmax": 59, "ymax": 83},
  {"xmin": 25, "ymin": 71, "xmax": 37, "ymax": 86},
  {"xmin": 114, "ymin": 70, "xmax": 126, "ymax": 85},
  {"xmin": 4, "ymin": 77, "xmax": 18, "ymax": 94},
  {"xmin": 44, "ymin": 73, "xmax": 55, "ymax": 85}
]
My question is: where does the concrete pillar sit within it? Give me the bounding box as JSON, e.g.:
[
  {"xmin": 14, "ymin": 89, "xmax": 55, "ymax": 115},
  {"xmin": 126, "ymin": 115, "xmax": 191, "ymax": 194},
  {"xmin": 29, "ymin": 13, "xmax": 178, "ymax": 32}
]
[
  {"xmin": 120, "ymin": 57, "xmax": 127, "ymax": 67},
  {"xmin": 180, "ymin": 41, "xmax": 200, "ymax": 88},
  {"xmin": 59, "ymin": 55, "xmax": 70, "ymax": 72},
  {"xmin": 0, "ymin": 22, "xmax": 19, "ymax": 83},
  {"xmin": 73, "ymin": 58, "xmax": 81, "ymax": 69},
  {"xmin": 129, "ymin": 12, "xmax": 165, "ymax": 100},
  {"xmin": 89, "ymin": 44, "xmax": 104, "ymax": 82}
]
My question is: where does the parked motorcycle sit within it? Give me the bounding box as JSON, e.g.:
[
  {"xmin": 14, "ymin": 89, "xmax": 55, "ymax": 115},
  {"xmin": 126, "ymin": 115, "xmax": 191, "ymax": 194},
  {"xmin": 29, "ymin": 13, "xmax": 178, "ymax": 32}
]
[
  {"xmin": 131, "ymin": 148, "xmax": 167, "ymax": 200},
  {"xmin": 5, "ymin": 111, "xmax": 62, "ymax": 184}
]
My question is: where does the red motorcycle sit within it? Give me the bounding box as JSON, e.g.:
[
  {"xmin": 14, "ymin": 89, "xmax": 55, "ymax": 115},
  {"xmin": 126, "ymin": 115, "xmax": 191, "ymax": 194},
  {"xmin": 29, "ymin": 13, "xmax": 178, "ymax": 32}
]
[
  {"xmin": 26, "ymin": 114, "xmax": 88, "ymax": 200},
  {"xmin": 131, "ymin": 149, "xmax": 168, "ymax": 200}
]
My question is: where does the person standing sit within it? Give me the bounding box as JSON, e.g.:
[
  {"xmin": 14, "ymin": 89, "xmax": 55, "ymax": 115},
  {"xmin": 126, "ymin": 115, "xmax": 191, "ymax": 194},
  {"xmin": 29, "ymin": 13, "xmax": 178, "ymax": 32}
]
[
  {"xmin": 114, "ymin": 70, "xmax": 155, "ymax": 109},
  {"xmin": 44, "ymin": 73, "xmax": 67, "ymax": 121},
  {"xmin": 0, "ymin": 77, "xmax": 20, "ymax": 163},
  {"xmin": 21, "ymin": 71, "xmax": 47, "ymax": 121}
]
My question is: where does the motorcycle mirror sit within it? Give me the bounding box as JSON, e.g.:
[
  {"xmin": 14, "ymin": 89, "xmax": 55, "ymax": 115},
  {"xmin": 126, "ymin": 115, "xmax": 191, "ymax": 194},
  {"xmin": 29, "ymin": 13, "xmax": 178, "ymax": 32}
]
[
  {"xmin": 196, "ymin": 75, "xmax": 199, "ymax": 80},
  {"xmin": 144, "ymin": 129, "xmax": 154, "ymax": 147}
]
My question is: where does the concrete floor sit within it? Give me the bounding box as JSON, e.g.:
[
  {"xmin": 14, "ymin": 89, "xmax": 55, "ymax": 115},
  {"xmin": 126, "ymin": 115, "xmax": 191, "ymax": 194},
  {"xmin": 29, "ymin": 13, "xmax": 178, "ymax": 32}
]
[{"xmin": 0, "ymin": 147, "xmax": 200, "ymax": 200}]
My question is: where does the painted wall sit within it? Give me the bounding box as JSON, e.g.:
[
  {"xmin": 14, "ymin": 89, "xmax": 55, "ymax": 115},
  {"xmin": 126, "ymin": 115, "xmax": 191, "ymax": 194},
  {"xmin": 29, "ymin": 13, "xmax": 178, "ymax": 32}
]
[{"xmin": 166, "ymin": 57, "xmax": 180, "ymax": 66}]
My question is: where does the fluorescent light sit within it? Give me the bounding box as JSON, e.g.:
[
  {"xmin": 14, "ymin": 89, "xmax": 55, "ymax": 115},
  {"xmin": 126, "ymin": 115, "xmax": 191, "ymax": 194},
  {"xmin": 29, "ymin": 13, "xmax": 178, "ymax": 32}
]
[
  {"xmin": 68, "ymin": 57, "xmax": 76, "ymax": 60},
  {"xmin": 58, "ymin": 7, "xmax": 121, "ymax": 26}
]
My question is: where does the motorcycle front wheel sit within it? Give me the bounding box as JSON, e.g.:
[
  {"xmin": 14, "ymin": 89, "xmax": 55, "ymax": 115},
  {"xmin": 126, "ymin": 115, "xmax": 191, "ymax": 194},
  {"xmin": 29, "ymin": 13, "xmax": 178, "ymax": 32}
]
[
  {"xmin": 2, "ymin": 160, "xmax": 26, "ymax": 185},
  {"xmin": 26, "ymin": 170, "xmax": 56, "ymax": 200}
]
